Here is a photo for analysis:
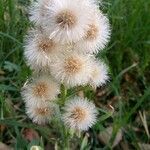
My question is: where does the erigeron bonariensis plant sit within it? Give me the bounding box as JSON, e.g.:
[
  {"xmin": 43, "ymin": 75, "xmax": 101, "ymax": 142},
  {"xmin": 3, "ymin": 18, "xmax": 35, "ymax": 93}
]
[{"xmin": 21, "ymin": 0, "xmax": 111, "ymax": 148}]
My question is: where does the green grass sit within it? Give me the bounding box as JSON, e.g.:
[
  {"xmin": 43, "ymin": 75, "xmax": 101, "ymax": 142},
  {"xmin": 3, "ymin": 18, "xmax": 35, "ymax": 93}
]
[{"xmin": 0, "ymin": 0, "xmax": 150, "ymax": 149}]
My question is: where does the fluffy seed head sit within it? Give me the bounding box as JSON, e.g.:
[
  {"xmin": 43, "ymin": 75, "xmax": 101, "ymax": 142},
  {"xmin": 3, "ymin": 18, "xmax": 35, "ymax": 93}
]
[
  {"xmin": 89, "ymin": 59, "xmax": 109, "ymax": 88},
  {"xmin": 50, "ymin": 52, "xmax": 92, "ymax": 87},
  {"xmin": 26, "ymin": 103, "xmax": 57, "ymax": 125},
  {"xmin": 21, "ymin": 75, "xmax": 60, "ymax": 107},
  {"xmin": 62, "ymin": 97, "xmax": 97, "ymax": 131},
  {"xmin": 24, "ymin": 29, "xmax": 62, "ymax": 72},
  {"xmin": 73, "ymin": 11, "xmax": 111, "ymax": 54},
  {"xmin": 43, "ymin": 0, "xmax": 94, "ymax": 44}
]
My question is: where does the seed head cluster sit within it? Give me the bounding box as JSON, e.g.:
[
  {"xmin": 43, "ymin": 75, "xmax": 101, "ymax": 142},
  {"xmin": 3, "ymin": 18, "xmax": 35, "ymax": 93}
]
[{"xmin": 22, "ymin": 0, "xmax": 111, "ymax": 131}]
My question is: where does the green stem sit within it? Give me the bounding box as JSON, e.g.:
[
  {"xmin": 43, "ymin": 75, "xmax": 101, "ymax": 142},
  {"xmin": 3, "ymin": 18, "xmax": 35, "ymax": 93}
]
[
  {"xmin": 60, "ymin": 84, "xmax": 70, "ymax": 149},
  {"xmin": 61, "ymin": 84, "xmax": 67, "ymax": 106},
  {"xmin": 63, "ymin": 127, "xmax": 70, "ymax": 150}
]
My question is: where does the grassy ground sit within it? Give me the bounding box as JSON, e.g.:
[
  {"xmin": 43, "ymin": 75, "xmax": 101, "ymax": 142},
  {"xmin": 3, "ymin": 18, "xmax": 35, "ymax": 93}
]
[{"xmin": 0, "ymin": 0, "xmax": 150, "ymax": 149}]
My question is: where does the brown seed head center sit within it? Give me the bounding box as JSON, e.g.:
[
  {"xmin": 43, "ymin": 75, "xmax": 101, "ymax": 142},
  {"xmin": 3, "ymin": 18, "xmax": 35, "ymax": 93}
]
[
  {"xmin": 64, "ymin": 57, "xmax": 82, "ymax": 74},
  {"xmin": 33, "ymin": 82, "xmax": 48, "ymax": 97},
  {"xmin": 71, "ymin": 107, "xmax": 87, "ymax": 122},
  {"xmin": 56, "ymin": 10, "xmax": 77, "ymax": 28},
  {"xmin": 38, "ymin": 39, "xmax": 55, "ymax": 53},
  {"xmin": 36, "ymin": 107, "xmax": 50, "ymax": 116},
  {"xmin": 85, "ymin": 24, "xmax": 98, "ymax": 40}
]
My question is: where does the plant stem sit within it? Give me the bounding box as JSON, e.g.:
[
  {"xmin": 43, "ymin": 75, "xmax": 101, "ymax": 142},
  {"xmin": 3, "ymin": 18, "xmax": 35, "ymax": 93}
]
[
  {"xmin": 60, "ymin": 84, "xmax": 70, "ymax": 149},
  {"xmin": 61, "ymin": 84, "xmax": 67, "ymax": 106}
]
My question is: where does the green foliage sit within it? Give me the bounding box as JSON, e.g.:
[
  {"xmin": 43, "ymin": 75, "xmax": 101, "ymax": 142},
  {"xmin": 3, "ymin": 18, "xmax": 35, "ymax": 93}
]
[{"xmin": 0, "ymin": 0, "xmax": 150, "ymax": 149}]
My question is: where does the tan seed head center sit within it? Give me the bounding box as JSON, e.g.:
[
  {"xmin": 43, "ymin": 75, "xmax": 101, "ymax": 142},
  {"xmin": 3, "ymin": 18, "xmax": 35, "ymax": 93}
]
[
  {"xmin": 85, "ymin": 24, "xmax": 98, "ymax": 40},
  {"xmin": 71, "ymin": 107, "xmax": 87, "ymax": 122},
  {"xmin": 38, "ymin": 38, "xmax": 55, "ymax": 53},
  {"xmin": 64, "ymin": 57, "xmax": 82, "ymax": 74},
  {"xmin": 36, "ymin": 107, "xmax": 50, "ymax": 116},
  {"xmin": 56, "ymin": 10, "xmax": 77, "ymax": 28},
  {"xmin": 33, "ymin": 82, "xmax": 48, "ymax": 97}
]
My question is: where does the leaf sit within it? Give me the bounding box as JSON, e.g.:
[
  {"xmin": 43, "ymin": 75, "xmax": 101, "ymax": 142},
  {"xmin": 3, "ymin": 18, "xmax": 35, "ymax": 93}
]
[
  {"xmin": 3, "ymin": 61, "xmax": 20, "ymax": 72},
  {"xmin": 139, "ymin": 111, "xmax": 150, "ymax": 138},
  {"xmin": 98, "ymin": 127, "xmax": 122, "ymax": 148},
  {"xmin": 0, "ymin": 84, "xmax": 17, "ymax": 91},
  {"xmin": 0, "ymin": 119, "xmax": 51, "ymax": 140},
  {"xmin": 80, "ymin": 133, "xmax": 89, "ymax": 150}
]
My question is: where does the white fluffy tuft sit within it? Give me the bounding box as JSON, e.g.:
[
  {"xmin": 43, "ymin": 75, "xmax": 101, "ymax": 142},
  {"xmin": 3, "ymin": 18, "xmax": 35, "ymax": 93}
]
[
  {"xmin": 50, "ymin": 52, "xmax": 93, "ymax": 87},
  {"xmin": 73, "ymin": 11, "xmax": 111, "ymax": 54},
  {"xmin": 21, "ymin": 75, "xmax": 60, "ymax": 107},
  {"xmin": 42, "ymin": 0, "xmax": 94, "ymax": 44},
  {"xmin": 62, "ymin": 97, "xmax": 97, "ymax": 131},
  {"xmin": 29, "ymin": 0, "xmax": 54, "ymax": 26},
  {"xmin": 24, "ymin": 29, "xmax": 63, "ymax": 72},
  {"xmin": 89, "ymin": 59, "xmax": 109, "ymax": 88},
  {"xmin": 26, "ymin": 102, "xmax": 58, "ymax": 125}
]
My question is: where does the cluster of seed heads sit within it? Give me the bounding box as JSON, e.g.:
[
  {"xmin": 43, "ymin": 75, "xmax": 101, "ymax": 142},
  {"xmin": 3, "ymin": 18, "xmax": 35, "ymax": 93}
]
[{"xmin": 21, "ymin": 0, "xmax": 111, "ymax": 131}]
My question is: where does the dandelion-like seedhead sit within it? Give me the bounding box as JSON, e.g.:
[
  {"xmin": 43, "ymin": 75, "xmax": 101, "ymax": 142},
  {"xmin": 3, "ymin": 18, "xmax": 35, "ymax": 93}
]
[
  {"xmin": 50, "ymin": 52, "xmax": 93, "ymax": 87},
  {"xmin": 89, "ymin": 59, "xmax": 109, "ymax": 88},
  {"xmin": 62, "ymin": 97, "xmax": 97, "ymax": 131},
  {"xmin": 26, "ymin": 103, "xmax": 58, "ymax": 125},
  {"xmin": 24, "ymin": 29, "xmax": 63, "ymax": 71},
  {"xmin": 21, "ymin": 75, "xmax": 60, "ymax": 107},
  {"xmin": 22, "ymin": 0, "xmax": 111, "ymax": 131},
  {"xmin": 74, "ymin": 11, "xmax": 111, "ymax": 54},
  {"xmin": 43, "ymin": 0, "xmax": 95, "ymax": 44}
]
